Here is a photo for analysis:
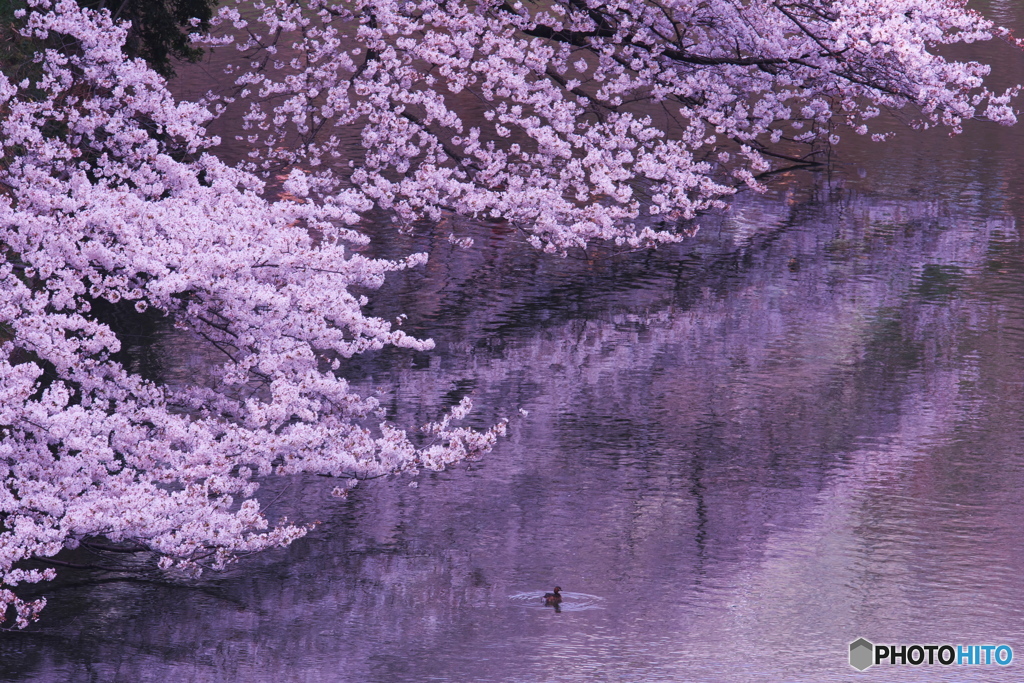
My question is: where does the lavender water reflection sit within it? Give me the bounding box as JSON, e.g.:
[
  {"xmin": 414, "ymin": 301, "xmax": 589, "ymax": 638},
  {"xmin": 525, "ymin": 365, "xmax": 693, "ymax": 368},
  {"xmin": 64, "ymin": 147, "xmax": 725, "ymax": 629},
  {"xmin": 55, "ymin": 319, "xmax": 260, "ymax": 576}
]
[
  {"xmin": 4, "ymin": 159, "xmax": 1024, "ymax": 681},
  {"xmin": 6, "ymin": 0, "xmax": 1024, "ymax": 674}
]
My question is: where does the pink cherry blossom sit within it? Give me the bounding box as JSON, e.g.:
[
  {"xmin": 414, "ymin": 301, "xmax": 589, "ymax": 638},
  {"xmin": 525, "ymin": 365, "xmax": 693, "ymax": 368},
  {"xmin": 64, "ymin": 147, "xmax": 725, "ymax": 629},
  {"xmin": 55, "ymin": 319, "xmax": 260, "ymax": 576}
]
[
  {"xmin": 0, "ymin": 0, "xmax": 505, "ymax": 628},
  {"xmin": 196, "ymin": 0, "xmax": 1020, "ymax": 252},
  {"xmin": 0, "ymin": 0, "xmax": 1019, "ymax": 627}
]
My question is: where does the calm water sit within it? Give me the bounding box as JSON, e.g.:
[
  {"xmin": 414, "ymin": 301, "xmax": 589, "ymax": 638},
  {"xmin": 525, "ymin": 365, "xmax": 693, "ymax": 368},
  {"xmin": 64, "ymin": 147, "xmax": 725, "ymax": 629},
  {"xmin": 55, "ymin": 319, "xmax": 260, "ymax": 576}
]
[{"xmin": 6, "ymin": 7, "xmax": 1024, "ymax": 683}]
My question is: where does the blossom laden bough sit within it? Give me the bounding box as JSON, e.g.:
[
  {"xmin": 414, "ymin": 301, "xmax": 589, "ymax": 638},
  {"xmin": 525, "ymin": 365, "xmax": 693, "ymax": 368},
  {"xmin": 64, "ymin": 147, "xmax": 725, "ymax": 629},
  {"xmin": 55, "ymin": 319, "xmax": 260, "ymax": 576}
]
[
  {"xmin": 0, "ymin": 0, "xmax": 505, "ymax": 629},
  {"xmin": 199, "ymin": 0, "xmax": 1021, "ymax": 252},
  {"xmin": 0, "ymin": 0, "xmax": 1020, "ymax": 628}
]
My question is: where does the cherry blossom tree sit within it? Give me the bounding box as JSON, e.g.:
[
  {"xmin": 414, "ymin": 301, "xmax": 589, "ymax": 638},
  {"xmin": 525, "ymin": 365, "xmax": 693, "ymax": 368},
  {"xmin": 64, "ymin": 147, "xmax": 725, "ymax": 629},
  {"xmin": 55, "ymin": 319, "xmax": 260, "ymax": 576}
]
[
  {"xmin": 77, "ymin": 0, "xmax": 219, "ymax": 77},
  {"xmin": 0, "ymin": 0, "xmax": 1019, "ymax": 628},
  {"xmin": 0, "ymin": 0, "xmax": 505, "ymax": 629},
  {"xmin": 200, "ymin": 0, "xmax": 1021, "ymax": 252}
]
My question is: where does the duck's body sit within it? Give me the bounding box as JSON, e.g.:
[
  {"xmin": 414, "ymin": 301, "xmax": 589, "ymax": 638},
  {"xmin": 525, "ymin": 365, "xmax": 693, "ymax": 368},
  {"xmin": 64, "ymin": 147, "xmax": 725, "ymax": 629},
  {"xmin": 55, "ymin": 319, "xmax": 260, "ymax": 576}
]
[{"xmin": 543, "ymin": 587, "xmax": 562, "ymax": 605}]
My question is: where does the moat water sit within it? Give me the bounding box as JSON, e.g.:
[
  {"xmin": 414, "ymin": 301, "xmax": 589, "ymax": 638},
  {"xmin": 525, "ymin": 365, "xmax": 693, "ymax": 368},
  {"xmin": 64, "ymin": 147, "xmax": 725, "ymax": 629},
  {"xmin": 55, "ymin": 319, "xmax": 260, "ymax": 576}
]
[{"xmin": 4, "ymin": 3, "xmax": 1024, "ymax": 681}]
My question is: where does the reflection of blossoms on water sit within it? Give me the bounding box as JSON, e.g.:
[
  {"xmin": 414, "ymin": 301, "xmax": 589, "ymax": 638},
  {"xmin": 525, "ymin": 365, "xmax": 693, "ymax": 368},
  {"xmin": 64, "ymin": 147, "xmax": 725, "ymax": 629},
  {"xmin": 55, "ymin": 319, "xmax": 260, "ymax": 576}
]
[
  {"xmin": 366, "ymin": 185, "xmax": 1016, "ymax": 430},
  {"xmin": 11, "ymin": 159, "xmax": 1024, "ymax": 681}
]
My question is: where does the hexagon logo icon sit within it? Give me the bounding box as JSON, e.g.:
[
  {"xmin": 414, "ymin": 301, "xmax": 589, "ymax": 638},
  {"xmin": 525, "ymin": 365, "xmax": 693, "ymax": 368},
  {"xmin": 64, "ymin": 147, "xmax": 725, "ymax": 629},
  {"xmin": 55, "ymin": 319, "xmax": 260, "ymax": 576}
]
[{"xmin": 850, "ymin": 638, "xmax": 874, "ymax": 671}]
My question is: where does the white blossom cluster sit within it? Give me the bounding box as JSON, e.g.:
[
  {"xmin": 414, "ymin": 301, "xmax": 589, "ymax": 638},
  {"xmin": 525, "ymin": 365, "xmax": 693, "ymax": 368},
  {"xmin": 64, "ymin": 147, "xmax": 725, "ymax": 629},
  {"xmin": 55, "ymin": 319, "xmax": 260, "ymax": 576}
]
[
  {"xmin": 199, "ymin": 0, "xmax": 1020, "ymax": 252},
  {"xmin": 0, "ymin": 0, "xmax": 505, "ymax": 628}
]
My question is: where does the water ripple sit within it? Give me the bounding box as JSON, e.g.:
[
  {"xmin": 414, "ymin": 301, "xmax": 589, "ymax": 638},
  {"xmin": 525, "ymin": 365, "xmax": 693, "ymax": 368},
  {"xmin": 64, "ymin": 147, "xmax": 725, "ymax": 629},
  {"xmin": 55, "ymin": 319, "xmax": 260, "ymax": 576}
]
[{"xmin": 507, "ymin": 591, "xmax": 606, "ymax": 612}]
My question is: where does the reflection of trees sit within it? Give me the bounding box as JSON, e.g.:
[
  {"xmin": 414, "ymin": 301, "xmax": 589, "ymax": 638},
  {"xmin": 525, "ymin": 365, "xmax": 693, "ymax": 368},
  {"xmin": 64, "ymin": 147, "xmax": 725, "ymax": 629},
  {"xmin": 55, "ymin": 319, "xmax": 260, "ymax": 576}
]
[
  {"xmin": 354, "ymin": 186, "xmax": 1008, "ymax": 583},
  {"xmin": 25, "ymin": 184, "xmax": 1016, "ymax": 681}
]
